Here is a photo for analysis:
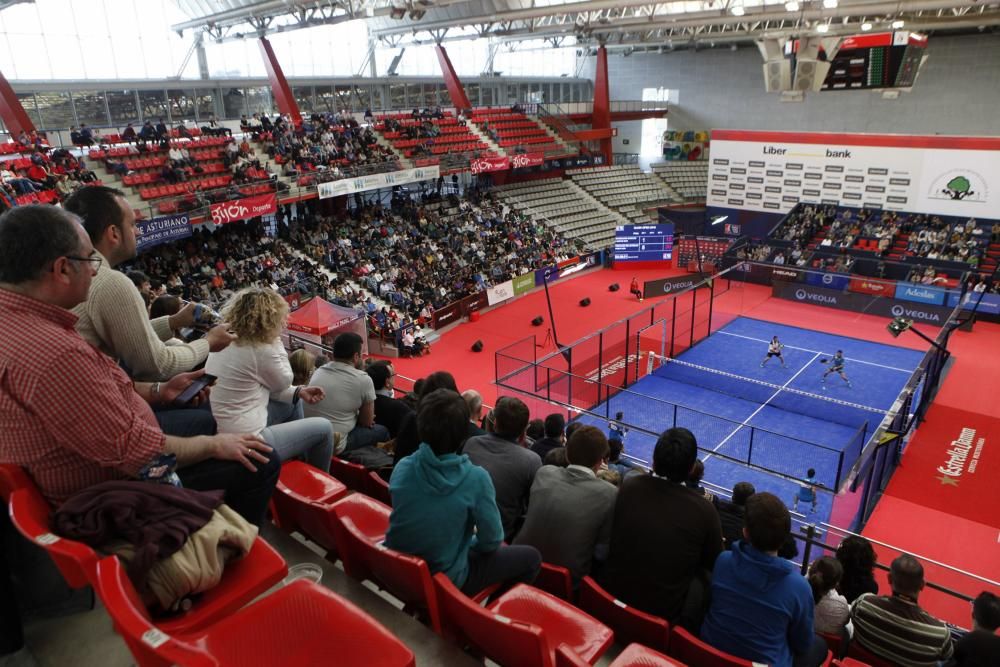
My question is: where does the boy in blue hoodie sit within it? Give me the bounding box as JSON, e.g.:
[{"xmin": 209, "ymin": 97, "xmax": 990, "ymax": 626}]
[
  {"xmin": 701, "ymin": 492, "xmax": 828, "ymax": 667},
  {"xmin": 385, "ymin": 388, "xmax": 540, "ymax": 595}
]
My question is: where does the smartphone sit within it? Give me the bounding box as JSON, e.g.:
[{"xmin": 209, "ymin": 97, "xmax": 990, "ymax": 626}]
[{"xmin": 172, "ymin": 373, "xmax": 217, "ymax": 407}]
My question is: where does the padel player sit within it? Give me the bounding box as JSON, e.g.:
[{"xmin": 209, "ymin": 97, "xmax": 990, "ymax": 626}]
[
  {"xmin": 760, "ymin": 336, "xmax": 787, "ymax": 368},
  {"xmin": 822, "ymin": 350, "xmax": 851, "ymax": 388}
]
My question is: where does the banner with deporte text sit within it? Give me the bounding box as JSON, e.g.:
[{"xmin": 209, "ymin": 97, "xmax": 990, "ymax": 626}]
[{"xmin": 210, "ymin": 193, "xmax": 277, "ymax": 225}]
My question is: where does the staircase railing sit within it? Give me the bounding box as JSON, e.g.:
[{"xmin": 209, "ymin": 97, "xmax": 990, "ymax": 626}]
[{"xmin": 534, "ymin": 103, "xmax": 593, "ymax": 157}]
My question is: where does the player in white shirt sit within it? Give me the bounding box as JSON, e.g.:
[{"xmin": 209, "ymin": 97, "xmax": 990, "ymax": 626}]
[{"xmin": 760, "ymin": 336, "xmax": 787, "ymax": 368}]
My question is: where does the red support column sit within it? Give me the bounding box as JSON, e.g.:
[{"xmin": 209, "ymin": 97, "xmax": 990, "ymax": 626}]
[
  {"xmin": 592, "ymin": 45, "xmax": 613, "ymax": 166},
  {"xmin": 258, "ymin": 37, "xmax": 302, "ymax": 128},
  {"xmin": 0, "ymin": 70, "xmax": 35, "ymax": 138},
  {"xmin": 435, "ymin": 45, "xmax": 472, "ymax": 111}
]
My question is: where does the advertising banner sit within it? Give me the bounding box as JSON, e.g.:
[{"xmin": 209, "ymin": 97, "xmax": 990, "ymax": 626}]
[
  {"xmin": 773, "ymin": 281, "xmax": 953, "ymax": 325},
  {"xmin": 512, "ymin": 272, "xmax": 535, "ymax": 296},
  {"xmin": 894, "ymin": 283, "xmax": 947, "ymax": 306},
  {"xmin": 283, "ymin": 292, "xmax": 302, "ymax": 311},
  {"xmin": 804, "ymin": 271, "xmax": 850, "ymax": 290},
  {"xmin": 643, "ymin": 273, "xmax": 708, "ymax": 299},
  {"xmin": 470, "ymin": 156, "xmax": 510, "ymax": 174},
  {"xmin": 431, "ymin": 301, "xmax": 463, "ymax": 330},
  {"xmin": 462, "ymin": 292, "xmax": 488, "ymax": 316},
  {"xmin": 136, "ymin": 213, "xmax": 191, "ymax": 252},
  {"xmin": 486, "ymin": 280, "xmax": 515, "ymax": 306},
  {"xmin": 962, "ymin": 292, "xmax": 1000, "ymax": 316},
  {"xmin": 849, "ymin": 277, "xmax": 895, "ymax": 296},
  {"xmin": 317, "ymin": 165, "xmax": 440, "ymax": 199},
  {"xmin": 210, "ymin": 193, "xmax": 277, "ymax": 225},
  {"xmin": 770, "ymin": 266, "xmax": 803, "ymax": 283},
  {"xmin": 510, "ymin": 153, "xmax": 545, "ymax": 169},
  {"xmin": 707, "ymin": 130, "xmax": 1000, "ymax": 218}
]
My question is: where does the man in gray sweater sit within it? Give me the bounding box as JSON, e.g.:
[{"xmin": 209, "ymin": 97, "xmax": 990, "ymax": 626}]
[
  {"xmin": 462, "ymin": 396, "xmax": 541, "ymax": 540},
  {"xmin": 514, "ymin": 425, "xmax": 617, "ymax": 583}
]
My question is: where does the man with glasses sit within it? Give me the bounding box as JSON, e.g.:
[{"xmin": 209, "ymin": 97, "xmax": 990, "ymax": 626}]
[
  {"xmin": 366, "ymin": 360, "xmax": 412, "ymax": 439},
  {"xmin": 64, "ymin": 186, "xmax": 236, "ymax": 384},
  {"xmin": 0, "ymin": 205, "xmax": 280, "ymax": 526}
]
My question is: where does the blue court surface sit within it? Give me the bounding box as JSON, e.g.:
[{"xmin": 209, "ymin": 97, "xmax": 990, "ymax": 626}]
[{"xmin": 574, "ymin": 317, "xmax": 925, "ymax": 523}]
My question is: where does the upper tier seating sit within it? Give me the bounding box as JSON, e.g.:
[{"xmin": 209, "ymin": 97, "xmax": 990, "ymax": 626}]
[
  {"xmin": 651, "ymin": 161, "xmax": 709, "ymax": 201},
  {"xmin": 568, "ymin": 165, "xmax": 677, "ymax": 223},
  {"xmin": 494, "ymin": 177, "xmax": 620, "ymax": 249}
]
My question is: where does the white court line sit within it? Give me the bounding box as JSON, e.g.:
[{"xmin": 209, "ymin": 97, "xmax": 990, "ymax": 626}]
[
  {"xmin": 716, "ymin": 330, "xmax": 913, "ymax": 373},
  {"xmin": 701, "ymin": 351, "xmax": 822, "ymax": 464}
]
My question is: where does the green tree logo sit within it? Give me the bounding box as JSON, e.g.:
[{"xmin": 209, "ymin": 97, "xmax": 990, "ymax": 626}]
[{"xmin": 942, "ymin": 175, "xmax": 974, "ymax": 200}]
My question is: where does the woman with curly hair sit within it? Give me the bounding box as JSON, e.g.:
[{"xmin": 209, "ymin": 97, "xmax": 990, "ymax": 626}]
[
  {"xmin": 207, "ymin": 287, "xmax": 335, "ymax": 470},
  {"xmin": 835, "ymin": 535, "xmax": 879, "ymax": 604}
]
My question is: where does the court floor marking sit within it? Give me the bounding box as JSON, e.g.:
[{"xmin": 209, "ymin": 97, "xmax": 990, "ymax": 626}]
[
  {"xmin": 715, "ymin": 330, "xmax": 914, "ymax": 373},
  {"xmin": 701, "ymin": 351, "xmax": 822, "ymax": 465}
]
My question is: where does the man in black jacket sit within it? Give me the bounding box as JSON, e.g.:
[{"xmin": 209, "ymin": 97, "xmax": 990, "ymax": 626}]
[
  {"xmin": 366, "ymin": 360, "xmax": 412, "ymax": 439},
  {"xmin": 530, "ymin": 413, "xmax": 565, "ymax": 461}
]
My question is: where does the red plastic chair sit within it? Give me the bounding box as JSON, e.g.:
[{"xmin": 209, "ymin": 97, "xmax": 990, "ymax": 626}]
[
  {"xmin": 847, "ymin": 641, "xmax": 897, "ymax": 667},
  {"xmin": 833, "ymin": 659, "xmax": 873, "ymax": 667},
  {"xmin": 668, "ymin": 626, "xmax": 755, "ymax": 667},
  {"xmin": 819, "ymin": 630, "xmax": 846, "ymax": 659},
  {"xmin": 270, "ymin": 461, "xmax": 348, "ymax": 555},
  {"xmin": 434, "ymin": 573, "xmax": 613, "ymax": 667},
  {"xmin": 366, "ymin": 470, "xmax": 392, "ymax": 506},
  {"xmin": 95, "ymin": 556, "xmax": 416, "ymax": 667},
  {"xmin": 558, "ymin": 642, "xmax": 686, "ymax": 667},
  {"xmin": 534, "ymin": 561, "xmax": 573, "ymax": 600},
  {"xmin": 329, "ymin": 493, "xmax": 390, "ymax": 580},
  {"xmin": 578, "ymin": 576, "xmax": 671, "ymax": 654}
]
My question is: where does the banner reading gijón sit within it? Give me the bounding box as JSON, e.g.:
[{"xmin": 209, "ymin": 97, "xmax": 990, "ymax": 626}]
[
  {"xmin": 210, "ymin": 193, "xmax": 277, "ymax": 225},
  {"xmin": 470, "ymin": 156, "xmax": 510, "ymax": 175},
  {"xmin": 136, "ymin": 213, "xmax": 192, "ymax": 252}
]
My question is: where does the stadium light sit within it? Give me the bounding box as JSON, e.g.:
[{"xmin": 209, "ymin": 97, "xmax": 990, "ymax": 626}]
[
  {"xmin": 785, "ymin": 1, "xmax": 800, "ymax": 11},
  {"xmin": 710, "ymin": 215, "xmax": 728, "ymax": 226},
  {"xmin": 861, "ymin": 22, "xmax": 873, "ymax": 31},
  {"xmin": 816, "ymin": 23, "xmax": 830, "ymax": 33},
  {"xmin": 891, "ymin": 19, "xmax": 905, "ymax": 29},
  {"xmin": 822, "ymin": 0, "xmax": 838, "ymax": 8},
  {"xmin": 731, "ymin": 5, "xmax": 745, "ymax": 16}
]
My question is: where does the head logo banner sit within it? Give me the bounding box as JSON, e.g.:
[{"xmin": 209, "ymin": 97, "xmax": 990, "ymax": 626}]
[
  {"xmin": 470, "ymin": 156, "xmax": 510, "ymax": 174},
  {"xmin": 136, "ymin": 213, "xmax": 191, "ymax": 252},
  {"xmin": 210, "ymin": 193, "xmax": 277, "ymax": 225}
]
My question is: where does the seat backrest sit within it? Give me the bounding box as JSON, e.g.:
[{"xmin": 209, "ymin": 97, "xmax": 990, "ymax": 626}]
[
  {"xmin": 330, "ymin": 495, "xmax": 390, "ymax": 581},
  {"xmin": 0, "ymin": 463, "xmax": 32, "ymax": 501},
  {"xmin": 555, "ymin": 643, "xmax": 591, "ymax": 667},
  {"xmin": 819, "ymin": 631, "xmax": 845, "ymax": 658},
  {"xmin": 329, "ymin": 457, "xmax": 372, "ymax": 493},
  {"xmin": 94, "ymin": 557, "xmax": 216, "ymax": 667},
  {"xmin": 669, "ymin": 626, "xmax": 754, "ymax": 667},
  {"xmin": 331, "ymin": 493, "xmax": 390, "ymax": 541},
  {"xmin": 271, "ymin": 462, "xmax": 347, "ymax": 553},
  {"xmin": 7, "ymin": 486, "xmax": 99, "ymax": 589},
  {"xmin": 612, "ymin": 643, "xmax": 687, "ymax": 667},
  {"xmin": 366, "ymin": 470, "xmax": 392, "ymax": 506},
  {"xmin": 534, "ymin": 562, "xmax": 573, "ymax": 601},
  {"xmin": 578, "ymin": 576, "xmax": 671, "ymax": 654},
  {"xmin": 363, "ymin": 539, "xmax": 441, "ymax": 633},
  {"xmin": 433, "ymin": 572, "xmax": 549, "ymax": 667}
]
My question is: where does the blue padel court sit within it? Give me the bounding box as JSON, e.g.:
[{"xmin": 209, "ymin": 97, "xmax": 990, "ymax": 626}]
[{"xmin": 573, "ymin": 317, "xmax": 925, "ymax": 523}]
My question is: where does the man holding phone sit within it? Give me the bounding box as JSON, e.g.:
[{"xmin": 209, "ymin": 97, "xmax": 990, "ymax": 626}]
[{"xmin": 0, "ymin": 205, "xmax": 279, "ymax": 527}]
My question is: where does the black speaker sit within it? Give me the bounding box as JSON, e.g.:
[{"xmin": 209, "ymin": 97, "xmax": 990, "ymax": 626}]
[
  {"xmin": 471, "ymin": 340, "xmax": 484, "ymax": 352},
  {"xmin": 609, "ymin": 283, "xmax": 620, "ymax": 292},
  {"xmin": 579, "ymin": 297, "xmax": 591, "ymax": 307},
  {"xmin": 531, "ymin": 316, "xmax": 544, "ymax": 326}
]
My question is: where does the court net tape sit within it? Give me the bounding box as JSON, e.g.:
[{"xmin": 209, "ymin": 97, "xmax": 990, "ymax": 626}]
[{"xmin": 646, "ymin": 352, "xmax": 888, "ymax": 415}]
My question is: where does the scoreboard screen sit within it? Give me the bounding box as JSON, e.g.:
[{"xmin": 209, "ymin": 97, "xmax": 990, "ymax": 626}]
[
  {"xmin": 613, "ymin": 223, "xmax": 674, "ymax": 262},
  {"xmin": 822, "ymin": 31, "xmax": 928, "ymax": 91}
]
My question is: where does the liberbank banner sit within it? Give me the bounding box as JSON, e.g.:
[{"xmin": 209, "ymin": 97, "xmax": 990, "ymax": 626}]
[
  {"xmin": 772, "ymin": 280, "xmax": 954, "ymax": 325},
  {"xmin": 707, "ymin": 130, "xmax": 1000, "ymax": 218},
  {"xmin": 317, "ymin": 165, "xmax": 440, "ymax": 199}
]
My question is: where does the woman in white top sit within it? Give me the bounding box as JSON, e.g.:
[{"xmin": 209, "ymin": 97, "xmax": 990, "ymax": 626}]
[
  {"xmin": 808, "ymin": 555, "xmax": 854, "ymax": 639},
  {"xmin": 207, "ymin": 288, "xmax": 334, "ymax": 470}
]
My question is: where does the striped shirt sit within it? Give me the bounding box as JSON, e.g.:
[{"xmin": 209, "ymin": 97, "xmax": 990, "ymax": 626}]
[
  {"xmin": 0, "ymin": 289, "xmax": 164, "ymax": 506},
  {"xmin": 851, "ymin": 593, "xmax": 953, "ymax": 667}
]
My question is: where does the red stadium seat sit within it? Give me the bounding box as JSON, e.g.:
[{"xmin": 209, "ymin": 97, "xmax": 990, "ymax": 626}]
[
  {"xmin": 328, "ymin": 456, "xmax": 371, "ymax": 493},
  {"xmin": 668, "ymin": 626, "xmax": 755, "ymax": 667},
  {"xmin": 269, "ymin": 461, "xmax": 348, "ymax": 555},
  {"xmin": 833, "ymin": 659, "xmax": 873, "ymax": 667},
  {"xmin": 366, "ymin": 470, "xmax": 392, "ymax": 506},
  {"xmin": 534, "ymin": 561, "xmax": 573, "ymax": 600},
  {"xmin": 558, "ymin": 642, "xmax": 686, "ymax": 667},
  {"xmin": 434, "ymin": 573, "xmax": 613, "ymax": 667},
  {"xmin": 847, "ymin": 641, "xmax": 898, "ymax": 667},
  {"xmin": 95, "ymin": 556, "xmax": 416, "ymax": 667},
  {"xmin": 577, "ymin": 576, "xmax": 671, "ymax": 654},
  {"xmin": 329, "ymin": 493, "xmax": 390, "ymax": 579}
]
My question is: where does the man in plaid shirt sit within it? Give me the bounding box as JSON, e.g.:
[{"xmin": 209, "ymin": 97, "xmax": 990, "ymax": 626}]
[{"xmin": 0, "ymin": 205, "xmax": 279, "ymax": 524}]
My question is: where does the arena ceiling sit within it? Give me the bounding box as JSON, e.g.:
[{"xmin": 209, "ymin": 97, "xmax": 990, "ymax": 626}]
[{"xmin": 171, "ymin": 0, "xmax": 1000, "ymax": 50}]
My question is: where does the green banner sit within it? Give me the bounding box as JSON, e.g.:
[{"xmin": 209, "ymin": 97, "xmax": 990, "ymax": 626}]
[{"xmin": 512, "ymin": 272, "xmax": 535, "ymax": 296}]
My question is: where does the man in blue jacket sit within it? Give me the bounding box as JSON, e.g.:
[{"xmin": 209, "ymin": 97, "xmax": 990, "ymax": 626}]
[
  {"xmin": 385, "ymin": 388, "xmax": 540, "ymax": 595},
  {"xmin": 701, "ymin": 492, "xmax": 828, "ymax": 667}
]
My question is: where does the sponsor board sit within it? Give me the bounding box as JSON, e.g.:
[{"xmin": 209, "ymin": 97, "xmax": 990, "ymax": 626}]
[
  {"xmin": 771, "ymin": 266, "xmax": 803, "ymax": 282},
  {"xmin": 317, "ymin": 165, "xmax": 440, "ymax": 199},
  {"xmin": 510, "ymin": 153, "xmax": 545, "ymax": 169},
  {"xmin": 642, "ymin": 273, "xmax": 708, "ymax": 299},
  {"xmin": 849, "ymin": 277, "xmax": 894, "ymax": 296},
  {"xmin": 773, "ymin": 281, "xmax": 953, "ymax": 323},
  {"xmin": 486, "ymin": 280, "xmax": 515, "ymax": 306},
  {"xmin": 512, "ymin": 272, "xmax": 535, "ymax": 296},
  {"xmin": 805, "ymin": 271, "xmax": 849, "ymax": 290},
  {"xmin": 431, "ymin": 302, "xmax": 463, "ymax": 330},
  {"xmin": 136, "ymin": 213, "xmax": 191, "ymax": 252},
  {"xmin": 894, "ymin": 283, "xmax": 947, "ymax": 306},
  {"xmin": 470, "ymin": 156, "xmax": 510, "ymax": 174},
  {"xmin": 210, "ymin": 193, "xmax": 277, "ymax": 225}
]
